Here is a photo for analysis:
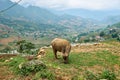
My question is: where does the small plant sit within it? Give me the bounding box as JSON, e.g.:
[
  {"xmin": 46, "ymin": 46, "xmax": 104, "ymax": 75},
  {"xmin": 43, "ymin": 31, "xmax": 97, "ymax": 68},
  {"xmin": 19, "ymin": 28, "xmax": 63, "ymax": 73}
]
[
  {"xmin": 7, "ymin": 56, "xmax": 27, "ymax": 74},
  {"xmin": 72, "ymin": 75, "xmax": 84, "ymax": 80},
  {"xmin": 84, "ymin": 70, "xmax": 117, "ymax": 80},
  {"xmin": 0, "ymin": 46, "xmax": 12, "ymax": 53},
  {"xmin": 84, "ymin": 71, "xmax": 98, "ymax": 80},
  {"xmin": 34, "ymin": 69, "xmax": 55, "ymax": 80},
  {"xmin": 8, "ymin": 56, "xmax": 26, "ymax": 67},
  {"xmin": 18, "ymin": 60, "xmax": 46, "ymax": 76},
  {"xmin": 100, "ymin": 70, "xmax": 116, "ymax": 80},
  {"xmin": 16, "ymin": 40, "xmax": 35, "ymax": 54}
]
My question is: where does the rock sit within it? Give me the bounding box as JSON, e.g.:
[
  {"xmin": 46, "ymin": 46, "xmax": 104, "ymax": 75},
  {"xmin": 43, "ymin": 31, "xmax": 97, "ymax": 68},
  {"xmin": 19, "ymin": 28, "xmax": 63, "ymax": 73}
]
[
  {"xmin": 4, "ymin": 60, "xmax": 10, "ymax": 62},
  {"xmin": 37, "ymin": 55, "xmax": 42, "ymax": 59},
  {"xmin": 10, "ymin": 57, "xmax": 13, "ymax": 60},
  {"xmin": 37, "ymin": 48, "xmax": 46, "ymax": 56}
]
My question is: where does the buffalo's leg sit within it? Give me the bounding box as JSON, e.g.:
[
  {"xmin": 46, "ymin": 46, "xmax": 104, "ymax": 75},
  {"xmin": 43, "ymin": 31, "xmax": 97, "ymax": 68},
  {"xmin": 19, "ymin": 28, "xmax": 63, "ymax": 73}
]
[
  {"xmin": 63, "ymin": 53, "xmax": 69, "ymax": 64},
  {"xmin": 63, "ymin": 56, "xmax": 68, "ymax": 64},
  {"xmin": 53, "ymin": 49, "xmax": 58, "ymax": 59}
]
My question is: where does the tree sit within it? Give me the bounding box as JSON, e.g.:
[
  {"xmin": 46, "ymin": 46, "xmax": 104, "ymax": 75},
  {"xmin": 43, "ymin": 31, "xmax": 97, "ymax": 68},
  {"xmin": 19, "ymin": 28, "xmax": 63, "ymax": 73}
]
[
  {"xmin": 100, "ymin": 31, "xmax": 105, "ymax": 37},
  {"xmin": 16, "ymin": 40, "xmax": 35, "ymax": 54},
  {"xmin": 111, "ymin": 33, "xmax": 118, "ymax": 38}
]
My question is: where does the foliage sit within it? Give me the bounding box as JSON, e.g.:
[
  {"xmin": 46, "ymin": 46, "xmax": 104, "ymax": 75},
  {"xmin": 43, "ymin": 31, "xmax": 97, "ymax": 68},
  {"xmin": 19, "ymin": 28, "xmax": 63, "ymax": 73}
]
[
  {"xmin": 84, "ymin": 71, "xmax": 98, "ymax": 80},
  {"xmin": 34, "ymin": 70, "xmax": 55, "ymax": 80},
  {"xmin": 76, "ymin": 22, "xmax": 120, "ymax": 42},
  {"xmin": 100, "ymin": 31, "xmax": 105, "ymax": 37},
  {"xmin": 100, "ymin": 70, "xmax": 116, "ymax": 80},
  {"xmin": 84, "ymin": 70, "xmax": 117, "ymax": 80},
  {"xmin": 1, "ymin": 42, "xmax": 120, "ymax": 79},
  {"xmin": 0, "ymin": 34, "xmax": 9, "ymax": 38},
  {"xmin": 18, "ymin": 60, "xmax": 46, "ymax": 76},
  {"xmin": 72, "ymin": 75, "xmax": 84, "ymax": 80},
  {"xmin": 16, "ymin": 40, "xmax": 35, "ymax": 54},
  {"xmin": 0, "ymin": 46, "xmax": 12, "ymax": 53},
  {"xmin": 7, "ymin": 56, "xmax": 46, "ymax": 76},
  {"xmin": 7, "ymin": 56, "xmax": 27, "ymax": 74}
]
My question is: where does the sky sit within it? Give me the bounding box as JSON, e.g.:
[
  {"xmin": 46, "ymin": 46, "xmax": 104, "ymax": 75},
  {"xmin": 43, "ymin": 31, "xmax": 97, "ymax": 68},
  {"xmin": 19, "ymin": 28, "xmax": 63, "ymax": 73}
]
[{"xmin": 10, "ymin": 0, "xmax": 120, "ymax": 11}]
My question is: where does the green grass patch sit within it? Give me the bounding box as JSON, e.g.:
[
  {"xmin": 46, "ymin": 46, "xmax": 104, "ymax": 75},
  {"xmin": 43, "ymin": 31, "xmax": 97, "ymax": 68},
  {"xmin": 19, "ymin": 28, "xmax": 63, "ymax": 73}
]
[
  {"xmin": 84, "ymin": 70, "xmax": 117, "ymax": 80},
  {"xmin": 42, "ymin": 50, "xmax": 120, "ymax": 68},
  {"xmin": 33, "ymin": 69, "xmax": 55, "ymax": 80},
  {"xmin": 7, "ymin": 55, "xmax": 27, "ymax": 74},
  {"xmin": 41, "ymin": 49, "xmax": 119, "ymax": 79},
  {"xmin": 1, "ymin": 48, "xmax": 119, "ymax": 79}
]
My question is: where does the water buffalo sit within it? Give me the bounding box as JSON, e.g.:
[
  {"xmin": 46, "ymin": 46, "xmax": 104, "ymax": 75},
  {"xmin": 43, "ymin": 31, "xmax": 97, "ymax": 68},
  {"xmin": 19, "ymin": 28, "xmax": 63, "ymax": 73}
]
[{"xmin": 51, "ymin": 38, "xmax": 71, "ymax": 63}]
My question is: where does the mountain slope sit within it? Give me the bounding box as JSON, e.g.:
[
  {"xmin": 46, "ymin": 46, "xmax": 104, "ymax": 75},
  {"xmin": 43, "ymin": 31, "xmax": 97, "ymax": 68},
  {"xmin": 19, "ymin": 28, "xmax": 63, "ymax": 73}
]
[
  {"xmin": 1, "ymin": 0, "xmax": 117, "ymax": 45},
  {"xmin": 0, "ymin": 0, "xmax": 58, "ymax": 23},
  {"xmin": 0, "ymin": 0, "xmax": 103, "ymax": 33}
]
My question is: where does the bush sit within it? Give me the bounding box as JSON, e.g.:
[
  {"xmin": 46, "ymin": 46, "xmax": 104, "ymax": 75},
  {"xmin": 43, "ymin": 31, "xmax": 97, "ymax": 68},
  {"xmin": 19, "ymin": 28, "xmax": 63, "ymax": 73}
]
[
  {"xmin": 72, "ymin": 75, "xmax": 84, "ymax": 80},
  {"xmin": 100, "ymin": 70, "xmax": 116, "ymax": 80},
  {"xmin": 16, "ymin": 40, "xmax": 35, "ymax": 54},
  {"xmin": 34, "ymin": 70, "xmax": 55, "ymax": 80},
  {"xmin": 0, "ymin": 46, "xmax": 12, "ymax": 53},
  {"xmin": 84, "ymin": 71, "xmax": 98, "ymax": 80},
  {"xmin": 18, "ymin": 60, "xmax": 46, "ymax": 76},
  {"xmin": 84, "ymin": 70, "xmax": 117, "ymax": 80},
  {"xmin": 7, "ymin": 56, "xmax": 27, "ymax": 75},
  {"xmin": 8, "ymin": 56, "xmax": 26, "ymax": 67}
]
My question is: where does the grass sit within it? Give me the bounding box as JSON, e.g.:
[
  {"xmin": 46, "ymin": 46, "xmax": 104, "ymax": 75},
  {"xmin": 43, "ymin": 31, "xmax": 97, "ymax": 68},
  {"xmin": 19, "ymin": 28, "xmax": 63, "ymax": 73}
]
[
  {"xmin": 42, "ymin": 49, "xmax": 120, "ymax": 68},
  {"xmin": 39, "ymin": 49, "xmax": 120, "ymax": 79},
  {"xmin": 0, "ymin": 41, "xmax": 120, "ymax": 79}
]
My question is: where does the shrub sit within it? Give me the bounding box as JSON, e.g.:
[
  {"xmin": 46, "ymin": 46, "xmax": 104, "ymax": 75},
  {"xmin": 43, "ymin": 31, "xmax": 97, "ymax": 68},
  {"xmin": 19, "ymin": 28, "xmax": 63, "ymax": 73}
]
[
  {"xmin": 8, "ymin": 56, "xmax": 26, "ymax": 67},
  {"xmin": 72, "ymin": 75, "xmax": 84, "ymax": 80},
  {"xmin": 84, "ymin": 70, "xmax": 117, "ymax": 80},
  {"xmin": 84, "ymin": 71, "xmax": 98, "ymax": 80},
  {"xmin": 0, "ymin": 46, "xmax": 12, "ymax": 53},
  {"xmin": 100, "ymin": 70, "xmax": 116, "ymax": 80},
  {"xmin": 16, "ymin": 40, "xmax": 35, "ymax": 54},
  {"xmin": 18, "ymin": 60, "xmax": 46, "ymax": 76},
  {"xmin": 34, "ymin": 70, "xmax": 55, "ymax": 80}
]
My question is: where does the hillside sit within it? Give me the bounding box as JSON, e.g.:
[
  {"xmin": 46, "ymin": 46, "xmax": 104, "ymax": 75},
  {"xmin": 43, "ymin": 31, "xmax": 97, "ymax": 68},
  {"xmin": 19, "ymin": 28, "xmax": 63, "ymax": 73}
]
[
  {"xmin": 0, "ymin": 0, "xmax": 120, "ymax": 48},
  {"xmin": 75, "ymin": 22, "xmax": 120, "ymax": 43},
  {"xmin": 103, "ymin": 15, "xmax": 120, "ymax": 25},
  {"xmin": 0, "ymin": 41, "xmax": 120, "ymax": 79},
  {"xmin": 0, "ymin": 0, "xmax": 104, "ymax": 46},
  {"xmin": 0, "ymin": 0, "xmax": 120, "ymax": 80}
]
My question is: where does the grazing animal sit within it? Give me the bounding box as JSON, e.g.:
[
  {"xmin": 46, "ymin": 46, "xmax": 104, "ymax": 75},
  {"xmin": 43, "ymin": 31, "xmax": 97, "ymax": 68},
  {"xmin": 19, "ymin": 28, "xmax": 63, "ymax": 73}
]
[{"xmin": 51, "ymin": 38, "xmax": 71, "ymax": 63}]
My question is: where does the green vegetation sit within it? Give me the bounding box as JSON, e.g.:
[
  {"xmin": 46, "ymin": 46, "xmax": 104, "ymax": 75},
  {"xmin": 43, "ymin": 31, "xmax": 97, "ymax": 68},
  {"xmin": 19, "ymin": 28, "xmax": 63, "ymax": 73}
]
[
  {"xmin": 75, "ymin": 22, "xmax": 120, "ymax": 43},
  {"xmin": 34, "ymin": 70, "xmax": 55, "ymax": 80},
  {"xmin": 42, "ymin": 50, "xmax": 120, "ymax": 68},
  {"xmin": 100, "ymin": 70, "xmax": 116, "ymax": 80},
  {"xmin": 0, "ymin": 46, "xmax": 12, "ymax": 53},
  {"xmin": 4, "ymin": 55, "xmax": 55, "ymax": 79},
  {"xmin": 16, "ymin": 40, "xmax": 36, "ymax": 54},
  {"xmin": 0, "ymin": 1, "xmax": 120, "ymax": 79},
  {"xmin": 17, "ymin": 60, "xmax": 46, "ymax": 76},
  {"xmin": 0, "ymin": 41, "xmax": 120, "ymax": 80},
  {"xmin": 7, "ymin": 56, "xmax": 27, "ymax": 74},
  {"xmin": 84, "ymin": 70, "xmax": 116, "ymax": 80}
]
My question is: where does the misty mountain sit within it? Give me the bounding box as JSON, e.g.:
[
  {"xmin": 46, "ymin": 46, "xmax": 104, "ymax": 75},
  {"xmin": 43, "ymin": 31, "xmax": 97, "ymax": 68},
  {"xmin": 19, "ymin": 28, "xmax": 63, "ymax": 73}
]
[
  {"xmin": 103, "ymin": 15, "xmax": 120, "ymax": 25},
  {"xmin": 0, "ymin": 0, "xmax": 120, "ymax": 42},
  {"xmin": 0, "ymin": 0, "xmax": 102, "ymax": 31},
  {"xmin": 0, "ymin": 0, "xmax": 59, "ymax": 23},
  {"xmin": 51, "ymin": 8, "xmax": 120, "ymax": 21}
]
